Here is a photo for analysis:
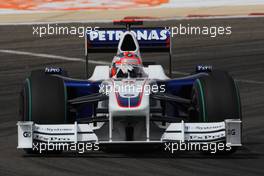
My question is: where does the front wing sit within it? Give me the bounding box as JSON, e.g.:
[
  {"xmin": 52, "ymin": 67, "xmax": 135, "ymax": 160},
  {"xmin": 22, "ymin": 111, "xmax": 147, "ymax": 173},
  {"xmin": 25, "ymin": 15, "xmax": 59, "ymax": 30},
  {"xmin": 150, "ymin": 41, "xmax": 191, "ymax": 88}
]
[{"xmin": 17, "ymin": 119, "xmax": 241, "ymax": 149}]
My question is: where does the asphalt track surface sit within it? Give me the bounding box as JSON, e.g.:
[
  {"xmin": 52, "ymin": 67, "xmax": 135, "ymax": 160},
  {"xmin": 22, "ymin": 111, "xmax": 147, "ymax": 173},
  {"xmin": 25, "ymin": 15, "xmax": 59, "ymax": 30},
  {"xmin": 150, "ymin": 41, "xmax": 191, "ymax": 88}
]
[{"xmin": 0, "ymin": 17, "xmax": 264, "ymax": 176}]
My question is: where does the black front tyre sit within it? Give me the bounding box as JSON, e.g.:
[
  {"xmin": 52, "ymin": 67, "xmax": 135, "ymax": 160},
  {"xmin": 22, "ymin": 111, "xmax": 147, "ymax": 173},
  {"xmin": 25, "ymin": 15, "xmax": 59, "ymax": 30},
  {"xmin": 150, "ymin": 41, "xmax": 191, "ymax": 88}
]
[
  {"xmin": 19, "ymin": 71, "xmax": 68, "ymax": 154},
  {"xmin": 190, "ymin": 70, "xmax": 242, "ymax": 154},
  {"xmin": 191, "ymin": 70, "xmax": 241, "ymax": 122},
  {"xmin": 20, "ymin": 71, "xmax": 68, "ymax": 124}
]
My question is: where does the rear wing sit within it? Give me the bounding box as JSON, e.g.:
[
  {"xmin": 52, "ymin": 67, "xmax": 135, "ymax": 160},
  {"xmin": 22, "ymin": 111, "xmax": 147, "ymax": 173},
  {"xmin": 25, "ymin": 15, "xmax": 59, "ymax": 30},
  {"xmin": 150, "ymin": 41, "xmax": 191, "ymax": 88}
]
[{"xmin": 84, "ymin": 20, "xmax": 172, "ymax": 78}]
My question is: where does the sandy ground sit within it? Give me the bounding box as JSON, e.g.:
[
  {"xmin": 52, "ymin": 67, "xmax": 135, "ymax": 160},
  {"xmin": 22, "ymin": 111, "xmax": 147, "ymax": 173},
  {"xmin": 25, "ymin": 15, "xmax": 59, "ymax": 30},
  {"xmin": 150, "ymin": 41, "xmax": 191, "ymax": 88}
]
[{"xmin": 0, "ymin": 5, "xmax": 264, "ymax": 24}]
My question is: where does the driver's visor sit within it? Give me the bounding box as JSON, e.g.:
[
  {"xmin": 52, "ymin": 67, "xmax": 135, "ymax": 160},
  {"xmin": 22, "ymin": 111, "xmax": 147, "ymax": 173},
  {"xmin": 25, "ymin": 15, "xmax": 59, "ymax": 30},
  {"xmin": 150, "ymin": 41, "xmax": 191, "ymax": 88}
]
[{"xmin": 115, "ymin": 58, "xmax": 141, "ymax": 65}]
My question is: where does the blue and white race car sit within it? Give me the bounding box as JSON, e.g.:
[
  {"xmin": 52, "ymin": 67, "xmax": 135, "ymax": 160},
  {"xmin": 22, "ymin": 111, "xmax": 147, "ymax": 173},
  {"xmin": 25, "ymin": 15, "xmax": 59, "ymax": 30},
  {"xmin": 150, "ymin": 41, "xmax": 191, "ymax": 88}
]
[{"xmin": 17, "ymin": 20, "xmax": 242, "ymax": 154}]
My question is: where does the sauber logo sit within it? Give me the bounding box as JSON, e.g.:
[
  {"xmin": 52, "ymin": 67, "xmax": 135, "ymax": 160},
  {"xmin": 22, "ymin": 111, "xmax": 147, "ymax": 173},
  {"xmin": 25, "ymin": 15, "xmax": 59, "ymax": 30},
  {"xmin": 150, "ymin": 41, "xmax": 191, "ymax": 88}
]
[{"xmin": 88, "ymin": 29, "xmax": 169, "ymax": 41}]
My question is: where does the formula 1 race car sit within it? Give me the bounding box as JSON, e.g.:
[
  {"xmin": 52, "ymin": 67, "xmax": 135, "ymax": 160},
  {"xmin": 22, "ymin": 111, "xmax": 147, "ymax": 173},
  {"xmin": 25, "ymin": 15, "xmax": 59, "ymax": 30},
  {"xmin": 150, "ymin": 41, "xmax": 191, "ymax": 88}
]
[{"xmin": 17, "ymin": 20, "xmax": 242, "ymax": 154}]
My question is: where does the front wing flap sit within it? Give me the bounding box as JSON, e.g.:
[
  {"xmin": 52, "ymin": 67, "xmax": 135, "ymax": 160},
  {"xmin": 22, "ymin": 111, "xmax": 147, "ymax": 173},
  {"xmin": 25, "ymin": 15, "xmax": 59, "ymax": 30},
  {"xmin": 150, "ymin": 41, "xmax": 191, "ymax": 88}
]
[{"xmin": 161, "ymin": 119, "xmax": 241, "ymax": 146}]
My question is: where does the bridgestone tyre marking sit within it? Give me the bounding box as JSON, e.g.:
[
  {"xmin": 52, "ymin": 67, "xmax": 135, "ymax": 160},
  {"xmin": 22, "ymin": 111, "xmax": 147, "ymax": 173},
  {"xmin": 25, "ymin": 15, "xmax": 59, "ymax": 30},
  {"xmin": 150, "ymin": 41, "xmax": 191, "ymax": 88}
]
[
  {"xmin": 26, "ymin": 78, "xmax": 32, "ymax": 121},
  {"xmin": 197, "ymin": 79, "xmax": 207, "ymax": 122}
]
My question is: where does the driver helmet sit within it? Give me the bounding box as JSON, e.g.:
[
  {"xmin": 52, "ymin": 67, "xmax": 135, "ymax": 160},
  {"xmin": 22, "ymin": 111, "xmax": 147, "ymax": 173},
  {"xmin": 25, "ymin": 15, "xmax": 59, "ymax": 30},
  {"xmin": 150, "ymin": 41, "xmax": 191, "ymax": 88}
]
[{"xmin": 110, "ymin": 52, "xmax": 143, "ymax": 78}]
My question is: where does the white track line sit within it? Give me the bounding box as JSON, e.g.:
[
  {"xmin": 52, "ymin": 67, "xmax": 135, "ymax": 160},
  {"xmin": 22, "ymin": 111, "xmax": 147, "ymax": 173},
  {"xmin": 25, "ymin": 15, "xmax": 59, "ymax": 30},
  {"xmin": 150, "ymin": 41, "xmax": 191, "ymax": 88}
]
[
  {"xmin": 0, "ymin": 49, "xmax": 109, "ymax": 65},
  {"xmin": 0, "ymin": 49, "xmax": 263, "ymax": 85}
]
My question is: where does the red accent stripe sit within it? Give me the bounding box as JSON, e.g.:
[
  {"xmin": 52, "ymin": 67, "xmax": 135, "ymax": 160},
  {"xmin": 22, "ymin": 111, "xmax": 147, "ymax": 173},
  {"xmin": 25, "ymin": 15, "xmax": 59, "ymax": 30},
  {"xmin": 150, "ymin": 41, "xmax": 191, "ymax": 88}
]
[{"xmin": 111, "ymin": 79, "xmax": 147, "ymax": 108}]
